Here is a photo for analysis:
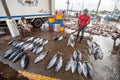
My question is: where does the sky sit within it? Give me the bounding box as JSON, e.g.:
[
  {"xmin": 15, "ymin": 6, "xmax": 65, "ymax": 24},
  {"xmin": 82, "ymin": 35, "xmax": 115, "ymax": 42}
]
[{"xmin": 55, "ymin": 0, "xmax": 120, "ymax": 11}]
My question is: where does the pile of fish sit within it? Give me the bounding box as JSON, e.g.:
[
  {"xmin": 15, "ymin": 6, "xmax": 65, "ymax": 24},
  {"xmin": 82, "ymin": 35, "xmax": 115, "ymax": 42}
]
[
  {"xmin": 67, "ymin": 34, "xmax": 75, "ymax": 48},
  {"xmin": 47, "ymin": 54, "xmax": 63, "ymax": 73},
  {"xmin": 86, "ymin": 23, "xmax": 120, "ymax": 38},
  {"xmin": 87, "ymin": 40, "xmax": 103, "ymax": 60},
  {"xmin": 65, "ymin": 50, "xmax": 93, "ymax": 78},
  {"xmin": 3, "ymin": 37, "xmax": 49, "ymax": 69},
  {"xmin": 53, "ymin": 35, "xmax": 63, "ymax": 41}
]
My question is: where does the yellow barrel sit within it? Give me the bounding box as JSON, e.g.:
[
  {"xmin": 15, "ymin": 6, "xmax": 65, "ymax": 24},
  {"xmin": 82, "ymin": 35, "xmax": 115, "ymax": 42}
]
[{"xmin": 48, "ymin": 17, "xmax": 55, "ymax": 23}]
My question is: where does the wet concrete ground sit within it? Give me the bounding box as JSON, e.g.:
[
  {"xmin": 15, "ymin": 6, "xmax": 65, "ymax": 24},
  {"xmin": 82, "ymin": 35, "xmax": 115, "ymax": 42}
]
[{"xmin": 0, "ymin": 28, "xmax": 120, "ymax": 80}]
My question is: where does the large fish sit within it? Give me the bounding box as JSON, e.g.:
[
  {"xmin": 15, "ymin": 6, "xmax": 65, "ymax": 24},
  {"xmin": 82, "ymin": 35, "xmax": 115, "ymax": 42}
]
[
  {"xmin": 77, "ymin": 61, "xmax": 83, "ymax": 75},
  {"xmin": 34, "ymin": 51, "xmax": 48, "ymax": 63},
  {"xmin": 77, "ymin": 50, "xmax": 82, "ymax": 60},
  {"xmin": 53, "ymin": 35, "xmax": 63, "ymax": 41},
  {"xmin": 28, "ymin": 43, "xmax": 34, "ymax": 51},
  {"xmin": 71, "ymin": 60, "xmax": 77, "ymax": 74},
  {"xmin": 21, "ymin": 54, "xmax": 29, "ymax": 69},
  {"xmin": 65, "ymin": 58, "xmax": 73, "ymax": 71},
  {"xmin": 40, "ymin": 39, "xmax": 48, "ymax": 45},
  {"xmin": 23, "ymin": 43, "xmax": 31, "ymax": 51},
  {"xmin": 73, "ymin": 50, "xmax": 77, "ymax": 60},
  {"xmin": 11, "ymin": 40, "xmax": 20, "ymax": 47},
  {"xmin": 67, "ymin": 34, "xmax": 75, "ymax": 48},
  {"xmin": 12, "ymin": 51, "xmax": 25, "ymax": 62},
  {"xmin": 82, "ymin": 62, "xmax": 88, "ymax": 77},
  {"xmin": 55, "ymin": 56, "xmax": 63, "ymax": 72},
  {"xmin": 4, "ymin": 47, "xmax": 17, "ymax": 58},
  {"xmin": 35, "ymin": 46, "xmax": 43, "ymax": 54},
  {"xmin": 86, "ymin": 63, "xmax": 93, "ymax": 79},
  {"xmin": 8, "ymin": 40, "xmax": 15, "ymax": 45},
  {"xmin": 33, "ymin": 38, "xmax": 40, "ymax": 43},
  {"xmin": 15, "ymin": 41, "xmax": 25, "ymax": 48},
  {"xmin": 94, "ymin": 48, "xmax": 103, "ymax": 60},
  {"xmin": 47, "ymin": 54, "xmax": 57, "ymax": 69},
  {"xmin": 26, "ymin": 37, "xmax": 35, "ymax": 42},
  {"xmin": 9, "ymin": 49, "xmax": 22, "ymax": 60}
]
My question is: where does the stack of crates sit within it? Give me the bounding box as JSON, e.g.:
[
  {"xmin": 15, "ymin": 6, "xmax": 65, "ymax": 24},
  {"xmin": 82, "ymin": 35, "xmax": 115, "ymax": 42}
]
[
  {"xmin": 55, "ymin": 14, "xmax": 64, "ymax": 32},
  {"xmin": 48, "ymin": 17, "xmax": 55, "ymax": 31}
]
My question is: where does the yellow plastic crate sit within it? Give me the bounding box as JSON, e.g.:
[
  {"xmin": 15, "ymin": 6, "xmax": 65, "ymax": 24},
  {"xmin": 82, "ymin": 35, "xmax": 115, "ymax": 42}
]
[
  {"xmin": 60, "ymin": 27, "xmax": 64, "ymax": 32},
  {"xmin": 56, "ymin": 15, "xmax": 63, "ymax": 20},
  {"xmin": 48, "ymin": 17, "xmax": 55, "ymax": 23}
]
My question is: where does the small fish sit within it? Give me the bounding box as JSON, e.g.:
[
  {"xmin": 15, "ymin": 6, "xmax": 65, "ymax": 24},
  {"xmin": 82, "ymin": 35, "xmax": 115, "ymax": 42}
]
[
  {"xmin": 47, "ymin": 54, "xmax": 57, "ymax": 69},
  {"xmin": 53, "ymin": 35, "xmax": 63, "ymax": 41},
  {"xmin": 82, "ymin": 62, "xmax": 88, "ymax": 77},
  {"xmin": 86, "ymin": 62, "xmax": 93, "ymax": 79},
  {"xmin": 34, "ymin": 51, "xmax": 48, "ymax": 63},
  {"xmin": 77, "ymin": 61, "xmax": 83, "ymax": 75},
  {"xmin": 73, "ymin": 50, "xmax": 77, "ymax": 60},
  {"xmin": 21, "ymin": 54, "xmax": 29, "ymax": 69},
  {"xmin": 35, "ymin": 46, "xmax": 43, "ymax": 54},
  {"xmin": 71, "ymin": 60, "xmax": 77, "ymax": 74},
  {"xmin": 55, "ymin": 56, "xmax": 63, "ymax": 72},
  {"xmin": 33, "ymin": 38, "xmax": 40, "ymax": 43},
  {"xmin": 77, "ymin": 50, "xmax": 82, "ymax": 60}
]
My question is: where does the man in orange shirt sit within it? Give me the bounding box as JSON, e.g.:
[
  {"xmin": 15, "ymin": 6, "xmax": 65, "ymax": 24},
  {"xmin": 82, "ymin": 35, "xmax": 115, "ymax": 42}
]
[{"xmin": 76, "ymin": 9, "xmax": 90, "ymax": 43}]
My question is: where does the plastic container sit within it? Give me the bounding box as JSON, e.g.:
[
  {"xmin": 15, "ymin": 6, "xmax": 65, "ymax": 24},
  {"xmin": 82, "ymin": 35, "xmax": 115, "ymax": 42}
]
[
  {"xmin": 56, "ymin": 15, "xmax": 63, "ymax": 20},
  {"xmin": 60, "ymin": 27, "xmax": 64, "ymax": 32},
  {"xmin": 48, "ymin": 17, "xmax": 55, "ymax": 23},
  {"xmin": 54, "ymin": 24, "xmax": 60, "ymax": 32}
]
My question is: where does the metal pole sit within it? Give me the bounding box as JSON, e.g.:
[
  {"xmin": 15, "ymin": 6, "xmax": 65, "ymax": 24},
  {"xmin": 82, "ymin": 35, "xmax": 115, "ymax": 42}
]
[
  {"xmin": 1, "ymin": 0, "xmax": 11, "ymax": 19},
  {"xmin": 66, "ymin": 0, "xmax": 70, "ymax": 20}
]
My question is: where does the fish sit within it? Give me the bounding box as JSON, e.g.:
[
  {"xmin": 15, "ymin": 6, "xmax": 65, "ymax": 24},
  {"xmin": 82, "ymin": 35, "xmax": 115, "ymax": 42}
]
[
  {"xmin": 67, "ymin": 34, "xmax": 75, "ymax": 48},
  {"xmin": 34, "ymin": 45, "xmax": 43, "ymax": 54},
  {"xmin": 47, "ymin": 54, "xmax": 57, "ymax": 69},
  {"xmin": 77, "ymin": 50, "xmax": 82, "ymax": 60},
  {"xmin": 86, "ymin": 62, "xmax": 93, "ymax": 79},
  {"xmin": 40, "ymin": 39, "xmax": 48, "ymax": 45},
  {"xmin": 32, "ymin": 45, "xmax": 38, "ymax": 53},
  {"xmin": 8, "ymin": 40, "xmax": 15, "ymax": 45},
  {"xmin": 15, "ymin": 41, "xmax": 25, "ymax": 48},
  {"xmin": 71, "ymin": 60, "xmax": 77, "ymax": 74},
  {"xmin": 21, "ymin": 54, "xmax": 29, "ymax": 69},
  {"xmin": 9, "ymin": 49, "xmax": 22, "ymax": 60},
  {"xmin": 23, "ymin": 43, "xmax": 31, "ymax": 51},
  {"xmin": 94, "ymin": 48, "xmax": 103, "ymax": 60},
  {"xmin": 73, "ymin": 50, "xmax": 77, "ymax": 60},
  {"xmin": 53, "ymin": 35, "xmax": 63, "ymax": 41},
  {"xmin": 4, "ymin": 47, "xmax": 17, "ymax": 58},
  {"xmin": 82, "ymin": 62, "xmax": 88, "ymax": 77},
  {"xmin": 77, "ymin": 61, "xmax": 83, "ymax": 75},
  {"xmin": 28, "ymin": 43, "xmax": 34, "ymax": 51},
  {"xmin": 65, "ymin": 58, "xmax": 73, "ymax": 71},
  {"xmin": 12, "ymin": 51, "xmax": 25, "ymax": 62},
  {"xmin": 26, "ymin": 37, "xmax": 35, "ymax": 42},
  {"xmin": 55, "ymin": 56, "xmax": 63, "ymax": 72},
  {"xmin": 33, "ymin": 38, "xmax": 40, "ymax": 43},
  {"xmin": 11, "ymin": 40, "xmax": 20, "ymax": 47},
  {"xmin": 34, "ymin": 51, "xmax": 48, "ymax": 63}
]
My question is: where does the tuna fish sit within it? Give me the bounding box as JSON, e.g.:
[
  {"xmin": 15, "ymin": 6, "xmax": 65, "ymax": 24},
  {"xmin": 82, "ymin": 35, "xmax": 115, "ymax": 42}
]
[
  {"xmin": 4, "ymin": 47, "xmax": 17, "ymax": 58},
  {"xmin": 21, "ymin": 54, "xmax": 29, "ymax": 69},
  {"xmin": 40, "ymin": 39, "xmax": 48, "ymax": 45},
  {"xmin": 67, "ymin": 34, "xmax": 75, "ymax": 48},
  {"xmin": 9, "ymin": 49, "xmax": 22, "ymax": 60},
  {"xmin": 71, "ymin": 60, "xmax": 77, "ymax": 74},
  {"xmin": 73, "ymin": 50, "xmax": 77, "ymax": 60},
  {"xmin": 26, "ymin": 37, "xmax": 35, "ymax": 42},
  {"xmin": 12, "ymin": 51, "xmax": 25, "ymax": 62},
  {"xmin": 77, "ymin": 50, "xmax": 82, "ymax": 60},
  {"xmin": 47, "ymin": 54, "xmax": 57, "ymax": 69},
  {"xmin": 86, "ymin": 62, "xmax": 93, "ymax": 79},
  {"xmin": 28, "ymin": 43, "xmax": 34, "ymax": 51},
  {"xmin": 77, "ymin": 61, "xmax": 83, "ymax": 75},
  {"xmin": 15, "ymin": 41, "xmax": 25, "ymax": 48},
  {"xmin": 34, "ymin": 51, "xmax": 48, "ymax": 63},
  {"xmin": 65, "ymin": 58, "xmax": 73, "ymax": 71},
  {"xmin": 35, "ymin": 46, "xmax": 43, "ymax": 54},
  {"xmin": 82, "ymin": 62, "xmax": 88, "ymax": 77},
  {"xmin": 55, "ymin": 56, "xmax": 63, "ymax": 72},
  {"xmin": 33, "ymin": 38, "xmax": 40, "ymax": 43}
]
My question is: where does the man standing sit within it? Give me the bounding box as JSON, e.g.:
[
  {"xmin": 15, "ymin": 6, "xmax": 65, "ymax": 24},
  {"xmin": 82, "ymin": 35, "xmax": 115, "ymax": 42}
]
[{"xmin": 76, "ymin": 9, "xmax": 90, "ymax": 43}]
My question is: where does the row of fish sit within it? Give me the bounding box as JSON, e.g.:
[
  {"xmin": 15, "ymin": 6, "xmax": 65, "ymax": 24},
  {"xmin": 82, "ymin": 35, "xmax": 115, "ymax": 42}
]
[
  {"xmin": 47, "ymin": 54, "xmax": 63, "ymax": 73},
  {"xmin": 3, "ymin": 47, "xmax": 29, "ymax": 69},
  {"xmin": 67, "ymin": 34, "xmax": 75, "ymax": 48},
  {"xmin": 7, "ymin": 37, "xmax": 49, "ymax": 54},
  {"xmin": 65, "ymin": 57, "xmax": 93, "ymax": 78},
  {"xmin": 73, "ymin": 50, "xmax": 82, "ymax": 60},
  {"xmin": 87, "ymin": 40, "xmax": 103, "ymax": 60}
]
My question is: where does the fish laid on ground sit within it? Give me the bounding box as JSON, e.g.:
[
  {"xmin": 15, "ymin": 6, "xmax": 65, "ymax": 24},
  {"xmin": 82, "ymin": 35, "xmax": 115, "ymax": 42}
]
[
  {"xmin": 82, "ymin": 62, "xmax": 88, "ymax": 77},
  {"xmin": 65, "ymin": 58, "xmax": 73, "ymax": 71},
  {"xmin": 55, "ymin": 56, "xmax": 63, "ymax": 72},
  {"xmin": 86, "ymin": 62, "xmax": 93, "ymax": 79},
  {"xmin": 34, "ymin": 46, "xmax": 43, "ymax": 54},
  {"xmin": 77, "ymin": 50, "xmax": 82, "ymax": 60},
  {"xmin": 77, "ymin": 61, "xmax": 83, "ymax": 75},
  {"xmin": 15, "ymin": 41, "xmax": 25, "ymax": 48},
  {"xmin": 11, "ymin": 40, "xmax": 20, "ymax": 47},
  {"xmin": 71, "ymin": 60, "xmax": 77, "ymax": 74},
  {"xmin": 9, "ymin": 49, "xmax": 22, "ymax": 60},
  {"xmin": 47, "ymin": 54, "xmax": 57, "ymax": 69},
  {"xmin": 12, "ymin": 51, "xmax": 25, "ymax": 62},
  {"xmin": 40, "ymin": 39, "xmax": 48, "ymax": 45},
  {"xmin": 26, "ymin": 37, "xmax": 35, "ymax": 42},
  {"xmin": 28, "ymin": 43, "xmax": 34, "ymax": 51},
  {"xmin": 73, "ymin": 50, "xmax": 77, "ymax": 60},
  {"xmin": 34, "ymin": 51, "xmax": 48, "ymax": 63},
  {"xmin": 21, "ymin": 43, "xmax": 31, "ymax": 51},
  {"xmin": 67, "ymin": 34, "xmax": 75, "ymax": 48},
  {"xmin": 94, "ymin": 48, "xmax": 103, "ymax": 60},
  {"xmin": 21, "ymin": 54, "xmax": 29, "ymax": 69},
  {"xmin": 33, "ymin": 38, "xmax": 40, "ymax": 43},
  {"xmin": 4, "ymin": 47, "xmax": 17, "ymax": 58},
  {"xmin": 8, "ymin": 40, "xmax": 15, "ymax": 45},
  {"xmin": 53, "ymin": 35, "xmax": 63, "ymax": 41}
]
